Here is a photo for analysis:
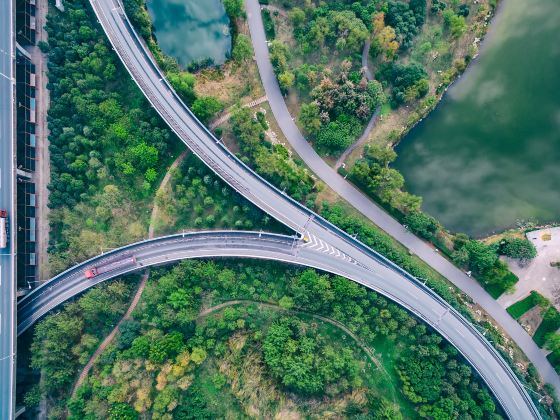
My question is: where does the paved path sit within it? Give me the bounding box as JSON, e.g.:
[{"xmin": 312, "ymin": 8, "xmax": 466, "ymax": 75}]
[
  {"xmin": 245, "ymin": 0, "xmax": 560, "ymax": 392},
  {"xmin": 335, "ymin": 38, "xmax": 380, "ymax": 169},
  {"xmin": 362, "ymin": 39, "xmax": 374, "ymax": 81},
  {"xmin": 209, "ymin": 95, "xmax": 268, "ymax": 130},
  {"xmin": 71, "ymin": 151, "xmax": 188, "ymax": 396}
]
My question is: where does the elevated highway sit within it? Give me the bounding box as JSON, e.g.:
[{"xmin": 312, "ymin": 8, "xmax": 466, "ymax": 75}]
[
  {"xmin": 17, "ymin": 233, "xmax": 541, "ymax": 420},
  {"xmin": 76, "ymin": 0, "xmax": 542, "ymax": 417},
  {"xmin": 0, "ymin": 0, "xmax": 16, "ymax": 418}
]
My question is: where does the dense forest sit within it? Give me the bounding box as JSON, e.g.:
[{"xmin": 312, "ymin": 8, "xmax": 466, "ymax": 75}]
[
  {"xmin": 43, "ymin": 0, "xmax": 233, "ymax": 273},
  {"xmin": 27, "ymin": 261, "xmax": 504, "ymax": 419},
  {"xmin": 43, "ymin": 0, "xmax": 180, "ymax": 272}
]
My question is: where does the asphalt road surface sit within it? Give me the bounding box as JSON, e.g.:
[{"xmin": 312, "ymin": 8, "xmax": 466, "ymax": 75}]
[
  {"xmin": 18, "ymin": 231, "xmax": 539, "ymax": 419},
  {"xmin": 245, "ymin": 0, "xmax": 560, "ymax": 401},
  {"xmin": 0, "ymin": 0, "xmax": 16, "ymax": 418}
]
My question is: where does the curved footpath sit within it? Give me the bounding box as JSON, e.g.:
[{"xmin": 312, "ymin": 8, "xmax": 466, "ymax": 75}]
[
  {"xmin": 245, "ymin": 0, "xmax": 559, "ymax": 396},
  {"xmin": 335, "ymin": 38, "xmax": 380, "ymax": 169},
  {"xmin": 18, "ymin": 232, "xmax": 538, "ymax": 419},
  {"xmin": 29, "ymin": 0, "xmax": 542, "ymax": 416}
]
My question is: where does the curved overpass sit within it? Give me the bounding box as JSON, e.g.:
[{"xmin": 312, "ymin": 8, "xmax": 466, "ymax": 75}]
[
  {"xmin": 19, "ymin": 231, "xmax": 538, "ymax": 419},
  {"xmin": 48, "ymin": 0, "xmax": 540, "ymax": 417}
]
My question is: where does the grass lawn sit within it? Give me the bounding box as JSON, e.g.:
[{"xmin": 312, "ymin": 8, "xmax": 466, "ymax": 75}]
[
  {"xmin": 507, "ymin": 291, "xmax": 547, "ymax": 319},
  {"xmin": 533, "ymin": 306, "xmax": 560, "ymax": 347},
  {"xmin": 547, "ymin": 352, "xmax": 560, "ymax": 375},
  {"xmin": 484, "ymin": 272, "xmax": 519, "ymax": 299}
]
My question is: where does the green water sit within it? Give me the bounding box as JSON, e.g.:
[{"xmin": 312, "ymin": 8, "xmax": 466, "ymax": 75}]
[
  {"xmin": 394, "ymin": 0, "xmax": 560, "ymax": 237},
  {"xmin": 146, "ymin": 0, "xmax": 231, "ymax": 67}
]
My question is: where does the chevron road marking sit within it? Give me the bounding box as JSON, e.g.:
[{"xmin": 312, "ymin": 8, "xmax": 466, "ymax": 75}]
[{"xmin": 301, "ymin": 232, "xmax": 356, "ymax": 264}]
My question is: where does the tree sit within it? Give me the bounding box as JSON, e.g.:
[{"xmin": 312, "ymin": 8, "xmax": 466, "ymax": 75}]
[
  {"xmin": 263, "ymin": 317, "xmax": 359, "ymax": 395},
  {"xmin": 192, "ymin": 96, "xmax": 224, "ymax": 125},
  {"xmin": 372, "ymin": 12, "xmax": 399, "ymax": 59},
  {"xmin": 386, "ymin": 0, "xmax": 425, "ymax": 49},
  {"xmin": 464, "ymin": 240, "xmax": 497, "ymax": 273},
  {"xmin": 366, "ymin": 145, "xmax": 397, "ymax": 167},
  {"xmin": 288, "ymin": 7, "xmax": 306, "ymax": 30},
  {"xmin": 298, "ymin": 102, "xmax": 322, "ymax": 135},
  {"xmin": 278, "ymin": 71, "xmax": 295, "ymax": 91},
  {"xmin": 329, "ymin": 10, "xmax": 369, "ymax": 53},
  {"xmin": 223, "ymin": 0, "xmax": 244, "ymax": 20},
  {"xmin": 167, "ymin": 71, "xmax": 196, "ymax": 104},
  {"xmin": 232, "ymin": 34, "xmax": 253, "ymax": 62},
  {"xmin": 378, "ymin": 62, "xmax": 428, "ymax": 105},
  {"xmin": 316, "ymin": 115, "xmax": 361, "ymax": 152},
  {"xmin": 442, "ymin": 10, "xmax": 466, "ymax": 38},
  {"xmin": 546, "ymin": 333, "xmax": 560, "ymax": 354},
  {"xmin": 109, "ymin": 403, "xmax": 138, "ymax": 420},
  {"xmin": 500, "ymin": 238, "xmax": 537, "ymax": 262},
  {"xmin": 404, "ymin": 212, "xmax": 439, "ymax": 239}
]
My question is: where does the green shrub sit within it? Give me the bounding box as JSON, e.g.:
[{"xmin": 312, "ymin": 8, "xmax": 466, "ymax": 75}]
[
  {"xmin": 534, "ymin": 307, "xmax": 560, "ymax": 347},
  {"xmin": 500, "ymin": 238, "xmax": 537, "ymax": 261}
]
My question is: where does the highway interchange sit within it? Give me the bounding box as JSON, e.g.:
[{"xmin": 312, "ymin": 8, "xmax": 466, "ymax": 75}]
[
  {"xmin": 0, "ymin": 0, "xmax": 548, "ymax": 417},
  {"xmin": 17, "ymin": 0, "xmax": 538, "ymax": 417},
  {"xmin": 0, "ymin": 0, "xmax": 16, "ymax": 418}
]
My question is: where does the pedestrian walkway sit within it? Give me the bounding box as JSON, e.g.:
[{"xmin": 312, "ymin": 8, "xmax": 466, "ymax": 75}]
[{"xmin": 209, "ymin": 95, "xmax": 268, "ymax": 129}]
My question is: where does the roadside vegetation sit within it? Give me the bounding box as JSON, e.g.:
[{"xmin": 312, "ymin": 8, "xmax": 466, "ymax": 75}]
[
  {"xmin": 152, "ymin": 153, "xmax": 282, "ymax": 235},
  {"xmin": 25, "ymin": 261, "xmax": 507, "ymax": 418}
]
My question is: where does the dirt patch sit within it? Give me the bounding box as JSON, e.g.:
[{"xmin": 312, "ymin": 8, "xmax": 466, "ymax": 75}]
[
  {"xmin": 518, "ymin": 305, "xmax": 545, "ymax": 337},
  {"xmin": 194, "ymin": 19, "xmax": 264, "ymax": 107}
]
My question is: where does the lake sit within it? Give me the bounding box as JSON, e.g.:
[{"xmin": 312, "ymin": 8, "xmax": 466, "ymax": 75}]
[
  {"xmin": 394, "ymin": 0, "xmax": 560, "ymax": 237},
  {"xmin": 146, "ymin": 0, "xmax": 231, "ymax": 67}
]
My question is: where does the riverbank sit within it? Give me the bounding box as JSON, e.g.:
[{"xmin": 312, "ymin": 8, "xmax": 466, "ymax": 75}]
[{"xmin": 393, "ymin": 0, "xmax": 560, "ymax": 237}]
